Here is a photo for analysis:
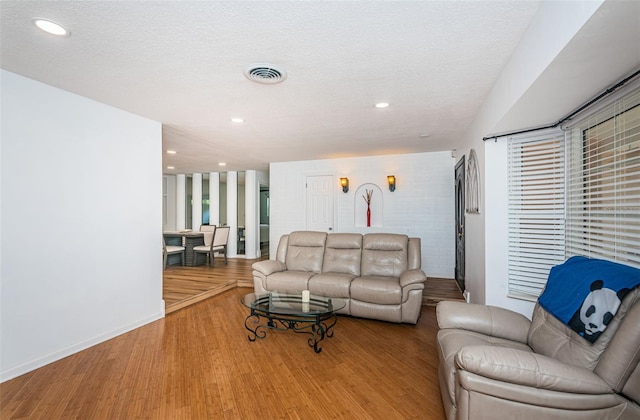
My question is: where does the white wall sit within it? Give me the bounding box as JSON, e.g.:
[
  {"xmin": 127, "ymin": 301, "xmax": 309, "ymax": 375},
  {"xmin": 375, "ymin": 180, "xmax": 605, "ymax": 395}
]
[
  {"xmin": 458, "ymin": 1, "xmax": 604, "ymax": 314},
  {"xmin": 0, "ymin": 70, "xmax": 163, "ymax": 381},
  {"xmin": 270, "ymin": 152, "xmax": 455, "ymax": 278}
]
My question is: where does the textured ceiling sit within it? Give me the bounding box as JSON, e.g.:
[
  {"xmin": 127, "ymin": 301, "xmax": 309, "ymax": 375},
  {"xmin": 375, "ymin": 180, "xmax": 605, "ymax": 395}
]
[{"xmin": 1, "ymin": 1, "xmax": 542, "ymax": 173}]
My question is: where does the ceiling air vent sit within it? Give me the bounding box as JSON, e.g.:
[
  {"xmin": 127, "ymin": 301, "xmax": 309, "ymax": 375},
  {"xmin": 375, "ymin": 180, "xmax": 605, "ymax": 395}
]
[{"xmin": 244, "ymin": 63, "xmax": 287, "ymax": 84}]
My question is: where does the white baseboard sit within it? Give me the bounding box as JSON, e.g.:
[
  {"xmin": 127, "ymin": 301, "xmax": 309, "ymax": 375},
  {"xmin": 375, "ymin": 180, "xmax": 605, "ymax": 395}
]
[{"xmin": 0, "ymin": 309, "xmax": 165, "ymax": 383}]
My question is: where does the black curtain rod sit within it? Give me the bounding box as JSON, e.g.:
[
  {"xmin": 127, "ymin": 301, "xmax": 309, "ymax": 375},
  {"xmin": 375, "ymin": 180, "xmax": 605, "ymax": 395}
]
[{"xmin": 482, "ymin": 68, "xmax": 640, "ymax": 142}]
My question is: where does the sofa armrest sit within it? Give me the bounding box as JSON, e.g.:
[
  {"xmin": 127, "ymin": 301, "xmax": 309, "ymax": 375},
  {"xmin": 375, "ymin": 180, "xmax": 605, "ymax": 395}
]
[
  {"xmin": 437, "ymin": 301, "xmax": 530, "ymax": 343},
  {"xmin": 456, "ymin": 345, "xmax": 612, "ymax": 394},
  {"xmin": 399, "ymin": 269, "xmax": 427, "ymax": 288},
  {"xmin": 252, "ymin": 260, "xmax": 287, "ymax": 276}
]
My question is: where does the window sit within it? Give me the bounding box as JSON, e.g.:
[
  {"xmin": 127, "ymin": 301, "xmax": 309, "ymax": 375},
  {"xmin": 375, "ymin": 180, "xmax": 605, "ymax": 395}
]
[
  {"xmin": 566, "ymin": 89, "xmax": 640, "ymax": 267},
  {"xmin": 506, "ymin": 85, "xmax": 640, "ymax": 300},
  {"xmin": 507, "ymin": 130, "xmax": 566, "ymax": 299}
]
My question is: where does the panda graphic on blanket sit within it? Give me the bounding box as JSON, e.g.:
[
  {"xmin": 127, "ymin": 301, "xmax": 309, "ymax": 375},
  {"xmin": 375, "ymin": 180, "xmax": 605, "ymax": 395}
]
[
  {"xmin": 568, "ymin": 280, "xmax": 630, "ymax": 343},
  {"xmin": 538, "ymin": 256, "xmax": 640, "ymax": 344}
]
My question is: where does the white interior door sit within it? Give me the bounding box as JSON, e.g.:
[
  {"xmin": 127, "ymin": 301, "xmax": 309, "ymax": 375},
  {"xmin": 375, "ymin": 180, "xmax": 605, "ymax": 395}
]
[{"xmin": 306, "ymin": 175, "xmax": 334, "ymax": 232}]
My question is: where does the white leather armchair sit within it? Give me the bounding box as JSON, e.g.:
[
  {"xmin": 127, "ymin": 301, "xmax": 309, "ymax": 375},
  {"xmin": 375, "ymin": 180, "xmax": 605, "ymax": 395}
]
[{"xmin": 436, "ymin": 287, "xmax": 640, "ymax": 420}]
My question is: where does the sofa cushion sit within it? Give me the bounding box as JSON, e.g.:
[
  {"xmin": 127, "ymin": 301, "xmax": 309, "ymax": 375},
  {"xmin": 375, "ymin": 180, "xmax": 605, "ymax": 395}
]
[
  {"xmin": 266, "ymin": 271, "xmax": 316, "ymax": 294},
  {"xmin": 437, "ymin": 328, "xmax": 533, "ymax": 405},
  {"xmin": 322, "ymin": 233, "xmax": 362, "ymax": 276},
  {"xmin": 350, "ymin": 275, "xmax": 402, "ymax": 304},
  {"xmin": 528, "ymin": 305, "xmax": 605, "ymax": 371},
  {"xmin": 456, "ymin": 345, "xmax": 612, "ymax": 394},
  {"xmin": 285, "ymin": 231, "xmax": 327, "ymax": 273},
  {"xmin": 309, "ymin": 273, "xmax": 353, "ymax": 298},
  {"xmin": 361, "ymin": 233, "xmax": 408, "ymax": 277},
  {"xmin": 596, "ymin": 289, "xmax": 640, "ymax": 398},
  {"xmin": 437, "ymin": 301, "xmax": 530, "ymax": 344},
  {"xmin": 528, "ymin": 287, "xmax": 640, "ymax": 372}
]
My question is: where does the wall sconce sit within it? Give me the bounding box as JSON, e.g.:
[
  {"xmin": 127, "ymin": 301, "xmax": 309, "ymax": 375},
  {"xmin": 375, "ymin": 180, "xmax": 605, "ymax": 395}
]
[
  {"xmin": 387, "ymin": 175, "xmax": 396, "ymax": 192},
  {"xmin": 340, "ymin": 177, "xmax": 349, "ymax": 193}
]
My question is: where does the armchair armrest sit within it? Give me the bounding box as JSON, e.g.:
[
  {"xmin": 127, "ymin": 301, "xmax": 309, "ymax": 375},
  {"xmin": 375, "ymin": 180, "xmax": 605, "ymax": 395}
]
[
  {"xmin": 456, "ymin": 345, "xmax": 612, "ymax": 394},
  {"xmin": 399, "ymin": 269, "xmax": 427, "ymax": 288},
  {"xmin": 251, "ymin": 260, "xmax": 286, "ymax": 276},
  {"xmin": 437, "ymin": 301, "xmax": 530, "ymax": 343}
]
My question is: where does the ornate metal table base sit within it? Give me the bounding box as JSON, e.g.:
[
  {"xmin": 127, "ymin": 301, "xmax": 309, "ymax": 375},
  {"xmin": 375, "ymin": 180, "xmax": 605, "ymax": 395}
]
[{"xmin": 244, "ymin": 308, "xmax": 339, "ymax": 353}]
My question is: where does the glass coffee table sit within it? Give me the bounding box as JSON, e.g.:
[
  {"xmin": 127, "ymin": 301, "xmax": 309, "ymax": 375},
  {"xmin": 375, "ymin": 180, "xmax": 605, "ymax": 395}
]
[{"xmin": 241, "ymin": 292, "xmax": 346, "ymax": 353}]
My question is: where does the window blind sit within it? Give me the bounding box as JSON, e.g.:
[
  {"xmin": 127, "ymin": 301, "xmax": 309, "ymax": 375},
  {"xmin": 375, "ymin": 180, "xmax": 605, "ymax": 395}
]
[
  {"xmin": 565, "ymin": 88, "xmax": 640, "ymax": 268},
  {"xmin": 507, "ymin": 130, "xmax": 566, "ymax": 299}
]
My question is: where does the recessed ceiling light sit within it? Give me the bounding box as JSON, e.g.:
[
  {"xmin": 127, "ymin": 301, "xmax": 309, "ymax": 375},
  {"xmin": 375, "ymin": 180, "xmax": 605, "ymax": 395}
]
[
  {"xmin": 218, "ymin": 162, "xmax": 227, "ymax": 166},
  {"xmin": 167, "ymin": 166, "xmax": 175, "ymax": 170},
  {"xmin": 32, "ymin": 18, "xmax": 70, "ymax": 37},
  {"xmin": 166, "ymin": 150, "xmax": 177, "ymax": 154},
  {"xmin": 231, "ymin": 118, "xmax": 244, "ymax": 123},
  {"xmin": 375, "ymin": 102, "xmax": 390, "ymax": 109}
]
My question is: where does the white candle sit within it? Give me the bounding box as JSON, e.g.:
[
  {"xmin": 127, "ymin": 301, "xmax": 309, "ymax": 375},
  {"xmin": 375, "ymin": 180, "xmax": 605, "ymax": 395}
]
[{"xmin": 302, "ymin": 290, "xmax": 310, "ymax": 303}]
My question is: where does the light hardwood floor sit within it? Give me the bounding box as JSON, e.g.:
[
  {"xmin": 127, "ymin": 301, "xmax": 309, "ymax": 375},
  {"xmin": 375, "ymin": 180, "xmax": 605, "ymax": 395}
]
[
  {"xmin": 2, "ymin": 258, "xmax": 463, "ymax": 419},
  {"xmin": 163, "ymin": 256, "xmax": 262, "ymax": 314},
  {"xmin": 1, "ymin": 289, "xmax": 447, "ymax": 419}
]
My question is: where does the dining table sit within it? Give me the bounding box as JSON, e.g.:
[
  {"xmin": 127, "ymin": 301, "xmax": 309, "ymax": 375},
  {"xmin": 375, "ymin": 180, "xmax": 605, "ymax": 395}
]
[{"xmin": 163, "ymin": 231, "xmax": 207, "ymax": 266}]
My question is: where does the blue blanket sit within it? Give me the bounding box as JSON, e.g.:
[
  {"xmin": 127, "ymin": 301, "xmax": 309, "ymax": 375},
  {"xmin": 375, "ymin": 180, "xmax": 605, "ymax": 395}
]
[{"xmin": 538, "ymin": 256, "xmax": 640, "ymax": 343}]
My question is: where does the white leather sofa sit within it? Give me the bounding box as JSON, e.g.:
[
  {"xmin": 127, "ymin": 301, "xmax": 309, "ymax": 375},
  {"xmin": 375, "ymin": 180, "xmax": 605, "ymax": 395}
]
[
  {"xmin": 436, "ymin": 287, "xmax": 640, "ymax": 419},
  {"xmin": 251, "ymin": 231, "xmax": 427, "ymax": 324}
]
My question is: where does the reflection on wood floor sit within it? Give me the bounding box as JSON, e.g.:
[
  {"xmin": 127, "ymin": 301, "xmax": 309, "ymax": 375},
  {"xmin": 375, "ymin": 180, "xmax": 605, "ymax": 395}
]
[{"xmin": 163, "ymin": 256, "xmax": 464, "ymax": 314}]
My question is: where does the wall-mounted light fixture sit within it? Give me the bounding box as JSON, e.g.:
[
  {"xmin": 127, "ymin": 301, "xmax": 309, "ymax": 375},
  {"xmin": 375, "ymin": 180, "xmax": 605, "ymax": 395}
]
[
  {"xmin": 387, "ymin": 175, "xmax": 396, "ymax": 192},
  {"xmin": 340, "ymin": 177, "xmax": 349, "ymax": 193}
]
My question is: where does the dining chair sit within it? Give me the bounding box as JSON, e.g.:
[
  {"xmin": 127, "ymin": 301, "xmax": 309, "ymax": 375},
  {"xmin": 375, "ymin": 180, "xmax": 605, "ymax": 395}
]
[
  {"xmin": 199, "ymin": 225, "xmax": 216, "ymax": 253},
  {"xmin": 163, "ymin": 236, "xmax": 185, "ymax": 269},
  {"xmin": 210, "ymin": 226, "xmax": 230, "ymax": 266},
  {"xmin": 194, "ymin": 226, "xmax": 230, "ymax": 267},
  {"xmin": 199, "ymin": 224, "xmax": 216, "ymax": 233},
  {"xmin": 193, "ymin": 225, "xmax": 217, "ymax": 266}
]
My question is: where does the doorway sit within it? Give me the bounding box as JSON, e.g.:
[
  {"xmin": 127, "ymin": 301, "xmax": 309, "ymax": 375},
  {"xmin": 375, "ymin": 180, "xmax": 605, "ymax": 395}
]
[
  {"xmin": 260, "ymin": 185, "xmax": 269, "ymax": 257},
  {"xmin": 305, "ymin": 175, "xmax": 334, "ymax": 232},
  {"xmin": 454, "ymin": 157, "xmax": 465, "ymax": 292}
]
